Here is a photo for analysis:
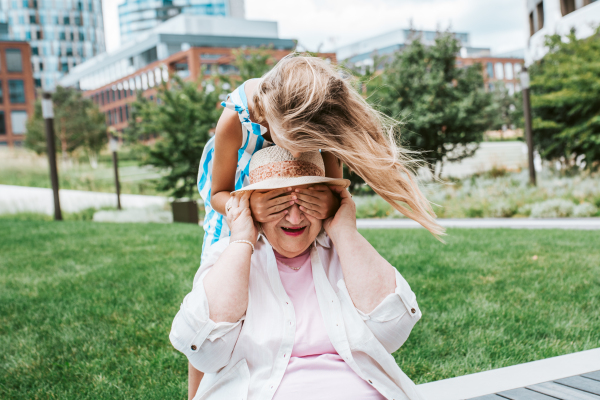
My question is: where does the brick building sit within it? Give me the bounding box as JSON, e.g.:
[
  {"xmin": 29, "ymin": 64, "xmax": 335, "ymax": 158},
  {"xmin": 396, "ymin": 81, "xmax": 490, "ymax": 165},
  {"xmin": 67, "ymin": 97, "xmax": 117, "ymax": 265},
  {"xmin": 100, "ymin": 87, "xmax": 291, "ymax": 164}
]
[
  {"xmin": 0, "ymin": 41, "xmax": 35, "ymax": 147},
  {"xmin": 457, "ymin": 56, "xmax": 524, "ymax": 94},
  {"xmin": 82, "ymin": 47, "xmax": 336, "ymax": 133}
]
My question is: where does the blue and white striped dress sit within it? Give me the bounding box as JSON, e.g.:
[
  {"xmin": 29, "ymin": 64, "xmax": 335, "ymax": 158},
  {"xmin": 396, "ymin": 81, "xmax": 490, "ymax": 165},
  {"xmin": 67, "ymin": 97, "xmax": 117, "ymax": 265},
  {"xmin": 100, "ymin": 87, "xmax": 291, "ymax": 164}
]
[{"xmin": 197, "ymin": 80, "xmax": 273, "ymax": 260}]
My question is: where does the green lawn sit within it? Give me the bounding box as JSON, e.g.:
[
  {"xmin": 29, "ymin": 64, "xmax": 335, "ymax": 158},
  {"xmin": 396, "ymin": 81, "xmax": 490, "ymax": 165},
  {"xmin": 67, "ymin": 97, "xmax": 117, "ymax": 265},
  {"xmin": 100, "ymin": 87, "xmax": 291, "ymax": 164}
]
[{"xmin": 1, "ymin": 221, "xmax": 599, "ymax": 399}]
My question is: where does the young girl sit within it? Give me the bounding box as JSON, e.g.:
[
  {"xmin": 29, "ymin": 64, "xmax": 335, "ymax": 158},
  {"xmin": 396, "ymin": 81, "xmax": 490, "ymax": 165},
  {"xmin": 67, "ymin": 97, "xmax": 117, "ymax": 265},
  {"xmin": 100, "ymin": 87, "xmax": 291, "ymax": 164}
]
[{"xmin": 191, "ymin": 53, "xmax": 444, "ymax": 399}]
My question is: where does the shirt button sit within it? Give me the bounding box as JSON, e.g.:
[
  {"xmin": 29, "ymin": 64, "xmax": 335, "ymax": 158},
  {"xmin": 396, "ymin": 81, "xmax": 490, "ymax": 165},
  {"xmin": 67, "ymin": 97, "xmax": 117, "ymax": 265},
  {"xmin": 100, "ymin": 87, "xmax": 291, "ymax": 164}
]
[
  {"xmin": 191, "ymin": 345, "xmax": 197, "ymax": 351},
  {"xmin": 411, "ymin": 308, "xmax": 416, "ymax": 314}
]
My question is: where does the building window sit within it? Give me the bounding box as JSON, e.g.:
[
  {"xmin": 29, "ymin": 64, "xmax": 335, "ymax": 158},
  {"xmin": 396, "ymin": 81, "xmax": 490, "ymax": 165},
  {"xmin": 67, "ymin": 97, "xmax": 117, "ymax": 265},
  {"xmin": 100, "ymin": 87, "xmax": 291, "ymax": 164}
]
[
  {"xmin": 536, "ymin": 2, "xmax": 544, "ymax": 31},
  {"xmin": 74, "ymin": 16, "xmax": 81, "ymax": 26},
  {"xmin": 111, "ymin": 90, "xmax": 115, "ymax": 102},
  {"xmin": 36, "ymin": 30, "xmax": 42, "ymax": 39},
  {"xmin": 514, "ymin": 63, "xmax": 522, "ymax": 76},
  {"xmin": 505, "ymin": 63, "xmax": 514, "ymax": 80},
  {"xmin": 0, "ymin": 81, "xmax": 3, "ymax": 103},
  {"xmin": 11, "ymin": 111, "xmax": 28, "ymax": 134},
  {"xmin": 64, "ymin": 16, "xmax": 70, "ymax": 25},
  {"xmin": 31, "ymin": 46, "xmax": 39, "ymax": 55},
  {"xmin": 0, "ymin": 111, "xmax": 5, "ymax": 135},
  {"xmin": 486, "ymin": 62, "xmax": 494, "ymax": 79},
  {"xmin": 561, "ymin": 0, "xmax": 576, "ymax": 15},
  {"xmin": 61, "ymin": 63, "xmax": 68, "ymax": 72},
  {"xmin": 6, "ymin": 49, "xmax": 23, "ymax": 72},
  {"xmin": 59, "ymin": 32, "xmax": 66, "ymax": 40},
  {"xmin": 34, "ymin": 78, "xmax": 41, "ymax": 87},
  {"xmin": 9, "ymin": 80, "xmax": 26, "ymax": 104},
  {"xmin": 494, "ymin": 63, "xmax": 504, "ymax": 80},
  {"xmin": 29, "ymin": 15, "xmax": 36, "ymax": 24},
  {"xmin": 125, "ymin": 104, "xmax": 129, "ymax": 120},
  {"xmin": 100, "ymin": 92, "xmax": 105, "ymax": 105},
  {"xmin": 119, "ymin": 107, "xmax": 123, "ymax": 122}
]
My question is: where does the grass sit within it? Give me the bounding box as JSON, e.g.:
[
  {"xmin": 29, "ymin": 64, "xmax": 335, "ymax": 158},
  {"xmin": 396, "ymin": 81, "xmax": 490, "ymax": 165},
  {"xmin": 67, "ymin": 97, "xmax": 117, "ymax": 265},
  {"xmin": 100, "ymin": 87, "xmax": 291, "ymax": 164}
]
[
  {"xmin": 0, "ymin": 149, "xmax": 163, "ymax": 196},
  {"xmin": 1, "ymin": 221, "xmax": 599, "ymax": 399}
]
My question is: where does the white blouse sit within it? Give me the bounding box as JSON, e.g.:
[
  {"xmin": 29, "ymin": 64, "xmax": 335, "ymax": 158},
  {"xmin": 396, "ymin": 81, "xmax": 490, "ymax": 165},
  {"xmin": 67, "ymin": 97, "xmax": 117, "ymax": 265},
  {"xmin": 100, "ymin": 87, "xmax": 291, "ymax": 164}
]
[{"xmin": 169, "ymin": 232, "xmax": 426, "ymax": 400}]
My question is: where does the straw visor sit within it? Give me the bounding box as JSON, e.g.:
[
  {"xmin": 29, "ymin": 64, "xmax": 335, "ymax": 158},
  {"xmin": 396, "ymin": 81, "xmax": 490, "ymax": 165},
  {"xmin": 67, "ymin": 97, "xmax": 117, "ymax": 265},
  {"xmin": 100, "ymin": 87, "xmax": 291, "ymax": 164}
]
[{"xmin": 232, "ymin": 146, "xmax": 350, "ymax": 194}]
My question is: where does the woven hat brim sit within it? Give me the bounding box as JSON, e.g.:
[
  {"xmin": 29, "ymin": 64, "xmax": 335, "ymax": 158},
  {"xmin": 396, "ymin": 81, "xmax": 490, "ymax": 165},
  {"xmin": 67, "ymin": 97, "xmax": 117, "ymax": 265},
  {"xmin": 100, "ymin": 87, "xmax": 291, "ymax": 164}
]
[{"xmin": 231, "ymin": 177, "xmax": 351, "ymax": 194}]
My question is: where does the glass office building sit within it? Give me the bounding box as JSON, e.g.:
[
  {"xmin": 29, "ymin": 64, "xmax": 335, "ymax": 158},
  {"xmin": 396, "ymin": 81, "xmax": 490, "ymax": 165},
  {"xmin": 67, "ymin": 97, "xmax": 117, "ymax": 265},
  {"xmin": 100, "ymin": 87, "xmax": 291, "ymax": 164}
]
[
  {"xmin": 119, "ymin": 0, "xmax": 239, "ymax": 45},
  {"xmin": 0, "ymin": 0, "xmax": 105, "ymax": 90}
]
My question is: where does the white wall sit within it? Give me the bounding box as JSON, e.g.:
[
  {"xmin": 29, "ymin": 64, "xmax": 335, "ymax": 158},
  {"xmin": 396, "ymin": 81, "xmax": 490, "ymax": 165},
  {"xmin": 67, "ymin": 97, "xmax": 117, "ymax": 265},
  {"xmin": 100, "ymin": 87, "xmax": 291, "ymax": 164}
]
[{"xmin": 526, "ymin": 0, "xmax": 600, "ymax": 65}]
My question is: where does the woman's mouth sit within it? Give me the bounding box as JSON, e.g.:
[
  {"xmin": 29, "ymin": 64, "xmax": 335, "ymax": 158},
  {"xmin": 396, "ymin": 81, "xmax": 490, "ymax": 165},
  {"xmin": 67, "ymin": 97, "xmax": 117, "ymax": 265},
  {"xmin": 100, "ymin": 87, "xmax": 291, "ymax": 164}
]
[{"xmin": 281, "ymin": 226, "xmax": 307, "ymax": 236}]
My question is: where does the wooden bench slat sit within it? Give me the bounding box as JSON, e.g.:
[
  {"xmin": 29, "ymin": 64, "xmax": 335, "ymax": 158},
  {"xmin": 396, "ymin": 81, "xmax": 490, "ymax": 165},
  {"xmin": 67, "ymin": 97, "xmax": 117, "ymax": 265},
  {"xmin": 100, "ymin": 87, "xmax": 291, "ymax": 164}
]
[
  {"xmin": 528, "ymin": 381, "xmax": 600, "ymax": 400},
  {"xmin": 467, "ymin": 395, "xmax": 508, "ymax": 400},
  {"xmin": 582, "ymin": 372, "xmax": 600, "ymax": 383},
  {"xmin": 497, "ymin": 388, "xmax": 561, "ymax": 400},
  {"xmin": 555, "ymin": 377, "xmax": 600, "ymax": 396}
]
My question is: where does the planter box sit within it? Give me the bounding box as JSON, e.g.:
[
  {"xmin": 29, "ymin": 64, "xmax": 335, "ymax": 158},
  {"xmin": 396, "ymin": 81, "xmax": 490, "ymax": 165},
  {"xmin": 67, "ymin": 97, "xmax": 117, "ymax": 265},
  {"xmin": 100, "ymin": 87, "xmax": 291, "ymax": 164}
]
[{"xmin": 171, "ymin": 200, "xmax": 199, "ymax": 224}]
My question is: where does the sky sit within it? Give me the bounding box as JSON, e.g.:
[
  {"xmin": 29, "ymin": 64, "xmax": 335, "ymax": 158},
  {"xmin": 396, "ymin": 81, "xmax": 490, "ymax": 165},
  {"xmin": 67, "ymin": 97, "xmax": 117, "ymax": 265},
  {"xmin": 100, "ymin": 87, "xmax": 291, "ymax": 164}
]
[{"xmin": 102, "ymin": 0, "xmax": 528, "ymax": 55}]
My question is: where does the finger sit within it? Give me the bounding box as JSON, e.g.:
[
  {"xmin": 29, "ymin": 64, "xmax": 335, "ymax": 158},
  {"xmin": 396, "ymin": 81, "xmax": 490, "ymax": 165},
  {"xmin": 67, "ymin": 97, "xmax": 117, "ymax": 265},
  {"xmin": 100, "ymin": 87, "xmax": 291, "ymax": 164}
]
[
  {"xmin": 267, "ymin": 201, "xmax": 294, "ymax": 214},
  {"xmin": 265, "ymin": 187, "xmax": 293, "ymax": 200},
  {"xmin": 239, "ymin": 191, "xmax": 252, "ymax": 209},
  {"xmin": 295, "ymin": 199, "xmax": 326, "ymax": 219},
  {"xmin": 307, "ymin": 185, "xmax": 330, "ymax": 191},
  {"xmin": 262, "ymin": 209, "xmax": 289, "ymax": 222},
  {"xmin": 266, "ymin": 194, "xmax": 295, "ymax": 208},
  {"xmin": 293, "ymin": 192, "xmax": 322, "ymax": 207},
  {"xmin": 298, "ymin": 205, "xmax": 325, "ymax": 219}
]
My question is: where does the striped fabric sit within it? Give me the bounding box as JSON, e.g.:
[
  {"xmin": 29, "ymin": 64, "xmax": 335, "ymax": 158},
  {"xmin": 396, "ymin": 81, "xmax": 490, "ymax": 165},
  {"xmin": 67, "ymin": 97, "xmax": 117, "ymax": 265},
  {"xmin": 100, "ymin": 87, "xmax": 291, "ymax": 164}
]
[{"xmin": 197, "ymin": 80, "xmax": 272, "ymax": 261}]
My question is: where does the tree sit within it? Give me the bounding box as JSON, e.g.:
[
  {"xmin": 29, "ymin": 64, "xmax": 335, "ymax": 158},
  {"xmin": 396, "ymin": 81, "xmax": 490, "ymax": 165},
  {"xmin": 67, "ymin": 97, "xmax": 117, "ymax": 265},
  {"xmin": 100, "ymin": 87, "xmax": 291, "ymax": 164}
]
[
  {"xmin": 376, "ymin": 31, "xmax": 492, "ymax": 178},
  {"xmin": 486, "ymin": 83, "xmax": 523, "ymax": 133},
  {"xmin": 25, "ymin": 86, "xmax": 107, "ymax": 166},
  {"xmin": 529, "ymin": 29, "xmax": 600, "ymax": 171},
  {"xmin": 125, "ymin": 75, "xmax": 223, "ymax": 199},
  {"xmin": 219, "ymin": 46, "xmax": 278, "ymax": 88}
]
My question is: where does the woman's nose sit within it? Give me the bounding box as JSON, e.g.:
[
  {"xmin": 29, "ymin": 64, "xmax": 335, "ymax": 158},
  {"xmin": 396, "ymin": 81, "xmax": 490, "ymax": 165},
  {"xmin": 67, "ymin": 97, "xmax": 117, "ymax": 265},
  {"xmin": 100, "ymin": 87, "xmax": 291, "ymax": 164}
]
[{"xmin": 286, "ymin": 203, "xmax": 304, "ymax": 225}]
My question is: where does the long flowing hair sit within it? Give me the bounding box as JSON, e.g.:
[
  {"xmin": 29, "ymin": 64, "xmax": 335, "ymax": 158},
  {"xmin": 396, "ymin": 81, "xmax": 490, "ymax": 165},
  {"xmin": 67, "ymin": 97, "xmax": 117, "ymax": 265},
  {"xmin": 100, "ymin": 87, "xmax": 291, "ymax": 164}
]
[{"xmin": 253, "ymin": 54, "xmax": 444, "ymax": 239}]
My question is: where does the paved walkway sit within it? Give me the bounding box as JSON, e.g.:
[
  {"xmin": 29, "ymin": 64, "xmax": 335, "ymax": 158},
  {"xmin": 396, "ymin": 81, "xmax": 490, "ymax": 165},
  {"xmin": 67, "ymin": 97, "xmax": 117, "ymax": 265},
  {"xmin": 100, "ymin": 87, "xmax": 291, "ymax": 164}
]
[
  {"xmin": 0, "ymin": 185, "xmax": 168, "ymax": 214},
  {"xmin": 357, "ymin": 218, "xmax": 600, "ymax": 230}
]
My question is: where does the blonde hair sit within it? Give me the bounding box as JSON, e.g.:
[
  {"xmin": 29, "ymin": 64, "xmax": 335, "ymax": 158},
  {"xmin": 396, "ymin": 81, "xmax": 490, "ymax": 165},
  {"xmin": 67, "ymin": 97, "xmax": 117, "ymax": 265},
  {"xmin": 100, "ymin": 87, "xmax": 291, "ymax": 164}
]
[{"xmin": 253, "ymin": 54, "xmax": 445, "ymax": 239}]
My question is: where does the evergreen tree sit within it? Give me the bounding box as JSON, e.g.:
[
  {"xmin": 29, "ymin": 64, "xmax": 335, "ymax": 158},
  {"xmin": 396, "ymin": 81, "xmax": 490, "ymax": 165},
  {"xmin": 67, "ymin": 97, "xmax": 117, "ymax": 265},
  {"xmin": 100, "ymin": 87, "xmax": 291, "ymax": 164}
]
[
  {"xmin": 125, "ymin": 75, "xmax": 223, "ymax": 199},
  {"xmin": 376, "ymin": 32, "xmax": 492, "ymax": 177},
  {"xmin": 529, "ymin": 30, "xmax": 600, "ymax": 170}
]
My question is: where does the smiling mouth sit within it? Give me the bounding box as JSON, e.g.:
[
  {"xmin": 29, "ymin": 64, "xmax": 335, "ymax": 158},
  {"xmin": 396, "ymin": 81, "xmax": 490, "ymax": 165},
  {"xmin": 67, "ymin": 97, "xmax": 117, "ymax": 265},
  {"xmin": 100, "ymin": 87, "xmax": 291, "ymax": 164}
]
[{"xmin": 281, "ymin": 226, "xmax": 307, "ymax": 236}]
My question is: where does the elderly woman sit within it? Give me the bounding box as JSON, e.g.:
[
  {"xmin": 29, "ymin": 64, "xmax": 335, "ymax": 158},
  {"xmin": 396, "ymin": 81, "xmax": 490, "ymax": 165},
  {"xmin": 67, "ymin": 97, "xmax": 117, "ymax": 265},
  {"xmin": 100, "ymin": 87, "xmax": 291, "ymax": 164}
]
[{"xmin": 170, "ymin": 147, "xmax": 424, "ymax": 400}]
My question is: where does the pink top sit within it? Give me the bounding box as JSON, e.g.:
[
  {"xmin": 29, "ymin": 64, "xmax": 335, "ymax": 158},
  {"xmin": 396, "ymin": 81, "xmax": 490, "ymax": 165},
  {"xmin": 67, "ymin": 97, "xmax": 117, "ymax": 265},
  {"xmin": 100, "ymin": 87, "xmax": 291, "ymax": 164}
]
[{"xmin": 272, "ymin": 248, "xmax": 385, "ymax": 400}]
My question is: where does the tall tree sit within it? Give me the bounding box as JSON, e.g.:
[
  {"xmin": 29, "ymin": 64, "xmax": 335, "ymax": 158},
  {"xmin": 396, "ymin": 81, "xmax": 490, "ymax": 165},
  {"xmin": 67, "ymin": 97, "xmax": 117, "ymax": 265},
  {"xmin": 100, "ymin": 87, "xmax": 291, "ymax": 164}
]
[
  {"xmin": 125, "ymin": 75, "xmax": 223, "ymax": 199},
  {"xmin": 25, "ymin": 86, "xmax": 107, "ymax": 166},
  {"xmin": 219, "ymin": 46, "xmax": 278, "ymax": 87},
  {"xmin": 529, "ymin": 30, "xmax": 600, "ymax": 170},
  {"xmin": 376, "ymin": 31, "xmax": 491, "ymax": 177}
]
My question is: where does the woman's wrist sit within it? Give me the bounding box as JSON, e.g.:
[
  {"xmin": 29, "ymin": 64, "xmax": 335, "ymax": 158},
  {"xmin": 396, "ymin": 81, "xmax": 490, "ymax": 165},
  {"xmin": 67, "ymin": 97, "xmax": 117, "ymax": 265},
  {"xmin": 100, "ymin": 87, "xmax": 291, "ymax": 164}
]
[{"xmin": 328, "ymin": 226, "xmax": 359, "ymax": 247}]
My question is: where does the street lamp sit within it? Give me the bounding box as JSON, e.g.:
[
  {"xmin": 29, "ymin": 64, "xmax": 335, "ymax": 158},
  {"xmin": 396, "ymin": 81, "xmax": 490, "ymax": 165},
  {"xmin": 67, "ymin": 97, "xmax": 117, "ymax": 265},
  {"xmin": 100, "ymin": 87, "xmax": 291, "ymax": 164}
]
[
  {"xmin": 520, "ymin": 68, "xmax": 536, "ymax": 186},
  {"xmin": 109, "ymin": 136, "xmax": 122, "ymax": 210},
  {"xmin": 42, "ymin": 92, "xmax": 62, "ymax": 220}
]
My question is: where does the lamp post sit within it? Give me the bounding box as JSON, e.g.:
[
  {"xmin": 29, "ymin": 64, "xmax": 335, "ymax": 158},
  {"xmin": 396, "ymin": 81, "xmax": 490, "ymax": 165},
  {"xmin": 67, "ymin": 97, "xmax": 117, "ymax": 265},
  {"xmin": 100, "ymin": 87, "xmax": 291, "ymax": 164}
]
[
  {"xmin": 42, "ymin": 92, "xmax": 62, "ymax": 220},
  {"xmin": 520, "ymin": 68, "xmax": 536, "ymax": 186},
  {"xmin": 109, "ymin": 136, "xmax": 122, "ymax": 210}
]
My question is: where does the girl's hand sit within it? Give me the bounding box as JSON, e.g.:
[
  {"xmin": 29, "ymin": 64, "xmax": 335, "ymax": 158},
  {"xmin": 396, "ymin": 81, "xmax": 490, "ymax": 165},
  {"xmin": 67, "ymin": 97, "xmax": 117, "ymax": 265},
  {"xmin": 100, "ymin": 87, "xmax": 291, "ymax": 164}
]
[
  {"xmin": 323, "ymin": 187, "xmax": 357, "ymax": 241},
  {"xmin": 250, "ymin": 188, "xmax": 294, "ymax": 223},
  {"xmin": 293, "ymin": 185, "xmax": 340, "ymax": 219},
  {"xmin": 227, "ymin": 192, "xmax": 259, "ymax": 245}
]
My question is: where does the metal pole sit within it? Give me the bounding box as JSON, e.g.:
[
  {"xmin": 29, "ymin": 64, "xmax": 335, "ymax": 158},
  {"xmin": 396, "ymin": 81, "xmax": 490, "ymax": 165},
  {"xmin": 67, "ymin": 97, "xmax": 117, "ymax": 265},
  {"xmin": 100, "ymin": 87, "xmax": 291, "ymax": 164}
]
[
  {"xmin": 109, "ymin": 137, "xmax": 122, "ymax": 210},
  {"xmin": 520, "ymin": 68, "xmax": 536, "ymax": 186},
  {"xmin": 42, "ymin": 92, "xmax": 62, "ymax": 220}
]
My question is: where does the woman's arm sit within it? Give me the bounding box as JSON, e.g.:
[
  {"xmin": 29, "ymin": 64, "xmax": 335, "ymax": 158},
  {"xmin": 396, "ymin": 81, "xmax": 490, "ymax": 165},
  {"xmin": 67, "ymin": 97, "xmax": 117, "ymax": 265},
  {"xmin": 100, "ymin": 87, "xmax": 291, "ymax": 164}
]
[
  {"xmin": 188, "ymin": 363, "xmax": 204, "ymax": 400},
  {"xmin": 203, "ymin": 192, "xmax": 258, "ymax": 323},
  {"xmin": 210, "ymin": 108, "xmax": 243, "ymax": 216},
  {"xmin": 324, "ymin": 187, "xmax": 396, "ymax": 314}
]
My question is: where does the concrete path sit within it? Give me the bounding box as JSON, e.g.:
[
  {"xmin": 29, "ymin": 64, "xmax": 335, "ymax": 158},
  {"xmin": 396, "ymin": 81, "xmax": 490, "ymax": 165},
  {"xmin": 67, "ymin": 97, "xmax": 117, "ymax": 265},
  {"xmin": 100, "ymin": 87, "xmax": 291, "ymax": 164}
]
[
  {"xmin": 0, "ymin": 184, "xmax": 168, "ymax": 215},
  {"xmin": 357, "ymin": 218, "xmax": 600, "ymax": 230}
]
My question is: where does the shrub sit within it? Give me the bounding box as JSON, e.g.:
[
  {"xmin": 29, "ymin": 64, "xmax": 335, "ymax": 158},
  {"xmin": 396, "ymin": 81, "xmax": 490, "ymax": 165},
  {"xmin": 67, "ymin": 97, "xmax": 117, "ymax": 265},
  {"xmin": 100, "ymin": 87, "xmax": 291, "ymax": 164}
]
[
  {"xmin": 529, "ymin": 199, "xmax": 575, "ymax": 218},
  {"xmin": 572, "ymin": 202, "xmax": 598, "ymax": 217}
]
